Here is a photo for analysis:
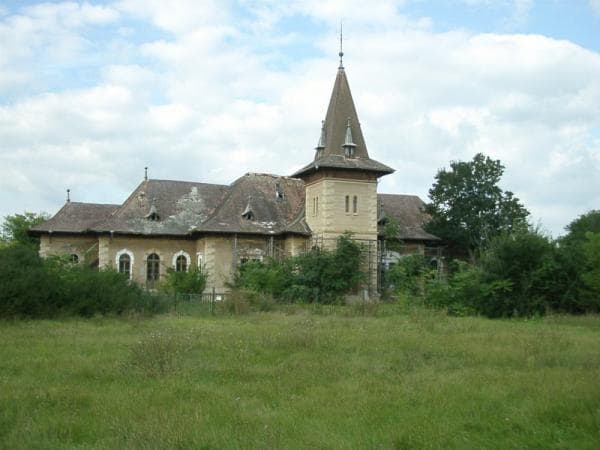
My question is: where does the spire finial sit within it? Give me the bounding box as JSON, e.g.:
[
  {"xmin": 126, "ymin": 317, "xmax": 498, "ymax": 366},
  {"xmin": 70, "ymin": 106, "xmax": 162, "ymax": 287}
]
[
  {"xmin": 338, "ymin": 21, "xmax": 344, "ymax": 69},
  {"xmin": 66, "ymin": 189, "xmax": 70, "ymax": 203},
  {"xmin": 144, "ymin": 166, "xmax": 148, "ymax": 181}
]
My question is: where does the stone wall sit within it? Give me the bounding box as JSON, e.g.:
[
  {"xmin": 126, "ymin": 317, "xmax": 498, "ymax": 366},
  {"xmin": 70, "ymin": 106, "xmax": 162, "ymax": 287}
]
[{"xmin": 39, "ymin": 234, "xmax": 98, "ymax": 265}]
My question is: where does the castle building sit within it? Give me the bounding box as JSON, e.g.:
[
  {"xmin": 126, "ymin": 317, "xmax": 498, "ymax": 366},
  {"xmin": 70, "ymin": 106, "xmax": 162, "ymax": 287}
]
[{"xmin": 31, "ymin": 57, "xmax": 440, "ymax": 295}]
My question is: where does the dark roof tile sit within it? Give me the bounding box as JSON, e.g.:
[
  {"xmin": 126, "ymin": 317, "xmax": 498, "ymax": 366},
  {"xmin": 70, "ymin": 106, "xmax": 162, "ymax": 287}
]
[{"xmin": 378, "ymin": 194, "xmax": 440, "ymax": 241}]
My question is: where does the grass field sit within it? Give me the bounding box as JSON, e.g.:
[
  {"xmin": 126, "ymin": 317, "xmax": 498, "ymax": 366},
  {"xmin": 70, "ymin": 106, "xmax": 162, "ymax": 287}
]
[{"xmin": 1, "ymin": 305, "xmax": 599, "ymax": 449}]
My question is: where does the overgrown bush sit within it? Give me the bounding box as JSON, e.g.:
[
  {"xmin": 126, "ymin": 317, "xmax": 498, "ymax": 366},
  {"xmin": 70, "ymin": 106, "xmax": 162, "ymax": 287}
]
[
  {"xmin": 423, "ymin": 227, "xmax": 600, "ymax": 318},
  {"xmin": 579, "ymin": 232, "xmax": 600, "ymax": 310},
  {"xmin": 385, "ymin": 255, "xmax": 429, "ymax": 297},
  {"xmin": 0, "ymin": 244, "xmax": 62, "ymax": 317},
  {"xmin": 234, "ymin": 233, "xmax": 365, "ymax": 304},
  {"xmin": 160, "ymin": 267, "xmax": 208, "ymax": 295},
  {"xmin": 0, "ymin": 244, "xmax": 161, "ymax": 318}
]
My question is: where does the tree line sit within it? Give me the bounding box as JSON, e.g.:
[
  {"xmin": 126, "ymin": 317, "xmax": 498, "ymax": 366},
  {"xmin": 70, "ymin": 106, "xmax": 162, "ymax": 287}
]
[{"xmin": 384, "ymin": 153, "xmax": 599, "ymax": 317}]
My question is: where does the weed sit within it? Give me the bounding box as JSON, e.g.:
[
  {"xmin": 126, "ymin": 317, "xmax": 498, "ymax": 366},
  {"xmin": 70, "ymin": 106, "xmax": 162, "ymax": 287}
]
[{"xmin": 126, "ymin": 329, "xmax": 193, "ymax": 377}]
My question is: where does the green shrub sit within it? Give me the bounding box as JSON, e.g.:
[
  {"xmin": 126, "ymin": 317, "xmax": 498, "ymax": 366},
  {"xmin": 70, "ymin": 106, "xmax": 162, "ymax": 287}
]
[
  {"xmin": 0, "ymin": 244, "xmax": 161, "ymax": 318},
  {"xmin": 0, "ymin": 245, "xmax": 62, "ymax": 317},
  {"xmin": 234, "ymin": 233, "xmax": 365, "ymax": 304},
  {"xmin": 160, "ymin": 267, "xmax": 207, "ymax": 295},
  {"xmin": 385, "ymin": 255, "xmax": 427, "ymax": 296},
  {"xmin": 579, "ymin": 232, "xmax": 600, "ymax": 310},
  {"xmin": 233, "ymin": 259, "xmax": 293, "ymax": 299}
]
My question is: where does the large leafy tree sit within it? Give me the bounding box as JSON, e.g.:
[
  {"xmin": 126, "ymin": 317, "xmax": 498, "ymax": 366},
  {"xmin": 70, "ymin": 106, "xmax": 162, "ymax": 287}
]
[
  {"xmin": 1, "ymin": 212, "xmax": 50, "ymax": 249},
  {"xmin": 425, "ymin": 153, "xmax": 529, "ymax": 260},
  {"xmin": 561, "ymin": 210, "xmax": 600, "ymax": 245}
]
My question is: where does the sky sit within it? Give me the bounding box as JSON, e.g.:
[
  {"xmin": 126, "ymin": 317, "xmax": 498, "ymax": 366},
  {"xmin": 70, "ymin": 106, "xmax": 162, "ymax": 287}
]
[{"xmin": 1, "ymin": 0, "xmax": 599, "ymax": 238}]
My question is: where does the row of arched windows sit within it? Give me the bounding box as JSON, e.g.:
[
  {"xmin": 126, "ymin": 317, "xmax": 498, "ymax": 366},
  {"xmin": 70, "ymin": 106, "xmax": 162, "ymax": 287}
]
[{"xmin": 115, "ymin": 250, "xmax": 192, "ymax": 282}]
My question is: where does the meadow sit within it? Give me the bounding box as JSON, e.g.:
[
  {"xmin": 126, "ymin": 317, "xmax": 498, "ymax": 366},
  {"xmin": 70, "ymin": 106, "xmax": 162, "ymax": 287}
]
[{"xmin": 1, "ymin": 304, "xmax": 599, "ymax": 449}]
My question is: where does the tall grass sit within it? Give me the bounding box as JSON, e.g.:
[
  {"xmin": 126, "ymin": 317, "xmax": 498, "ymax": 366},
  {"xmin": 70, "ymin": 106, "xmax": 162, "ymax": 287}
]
[{"xmin": 1, "ymin": 307, "xmax": 599, "ymax": 449}]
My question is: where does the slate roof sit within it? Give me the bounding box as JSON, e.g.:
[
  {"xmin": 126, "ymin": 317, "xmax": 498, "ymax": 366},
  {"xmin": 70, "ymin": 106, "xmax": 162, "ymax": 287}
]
[
  {"xmin": 95, "ymin": 179, "xmax": 230, "ymax": 235},
  {"xmin": 32, "ymin": 175, "xmax": 310, "ymax": 237},
  {"xmin": 200, "ymin": 173, "xmax": 310, "ymax": 235},
  {"xmin": 30, "ymin": 202, "xmax": 119, "ymax": 234},
  {"xmin": 377, "ymin": 194, "xmax": 440, "ymax": 241},
  {"xmin": 292, "ymin": 66, "xmax": 394, "ymax": 178}
]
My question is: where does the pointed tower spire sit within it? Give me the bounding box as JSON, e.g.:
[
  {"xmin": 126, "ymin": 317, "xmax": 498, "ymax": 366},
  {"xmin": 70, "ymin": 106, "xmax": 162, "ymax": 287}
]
[{"xmin": 292, "ymin": 48, "xmax": 394, "ymax": 178}]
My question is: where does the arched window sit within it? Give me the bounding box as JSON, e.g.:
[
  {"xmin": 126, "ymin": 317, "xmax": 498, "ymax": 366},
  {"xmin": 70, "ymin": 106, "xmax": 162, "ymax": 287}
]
[
  {"xmin": 119, "ymin": 254, "xmax": 131, "ymax": 278},
  {"xmin": 147, "ymin": 253, "xmax": 160, "ymax": 286},
  {"xmin": 353, "ymin": 195, "xmax": 358, "ymax": 214},
  {"xmin": 345, "ymin": 195, "xmax": 350, "ymax": 213},
  {"xmin": 69, "ymin": 254, "xmax": 79, "ymax": 264},
  {"xmin": 175, "ymin": 255, "xmax": 187, "ymax": 272},
  {"xmin": 172, "ymin": 251, "xmax": 191, "ymax": 272},
  {"xmin": 115, "ymin": 249, "xmax": 134, "ymax": 279}
]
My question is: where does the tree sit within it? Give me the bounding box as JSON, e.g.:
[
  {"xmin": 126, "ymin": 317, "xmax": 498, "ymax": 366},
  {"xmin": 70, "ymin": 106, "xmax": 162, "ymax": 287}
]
[
  {"xmin": 557, "ymin": 210, "xmax": 600, "ymax": 312},
  {"xmin": 580, "ymin": 232, "xmax": 600, "ymax": 308},
  {"xmin": 1, "ymin": 212, "xmax": 49, "ymax": 249},
  {"xmin": 425, "ymin": 153, "xmax": 529, "ymax": 260},
  {"xmin": 561, "ymin": 210, "xmax": 600, "ymax": 245}
]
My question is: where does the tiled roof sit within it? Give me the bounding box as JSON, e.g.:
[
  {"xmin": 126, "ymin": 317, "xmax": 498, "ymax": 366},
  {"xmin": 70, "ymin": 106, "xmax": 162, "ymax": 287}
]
[
  {"xmin": 95, "ymin": 179, "xmax": 229, "ymax": 235},
  {"xmin": 377, "ymin": 194, "xmax": 440, "ymax": 241},
  {"xmin": 200, "ymin": 173, "xmax": 310, "ymax": 235},
  {"xmin": 292, "ymin": 67, "xmax": 394, "ymax": 178},
  {"xmin": 292, "ymin": 154, "xmax": 394, "ymax": 177},
  {"xmin": 30, "ymin": 202, "xmax": 119, "ymax": 234},
  {"xmin": 32, "ymin": 176, "xmax": 310, "ymax": 237}
]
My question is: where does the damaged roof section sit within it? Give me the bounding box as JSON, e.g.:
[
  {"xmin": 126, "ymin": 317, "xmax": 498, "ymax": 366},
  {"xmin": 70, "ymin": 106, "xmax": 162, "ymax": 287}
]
[
  {"xmin": 377, "ymin": 194, "xmax": 440, "ymax": 241},
  {"xmin": 201, "ymin": 173, "xmax": 310, "ymax": 235},
  {"xmin": 33, "ymin": 175, "xmax": 310, "ymax": 237},
  {"xmin": 97, "ymin": 179, "xmax": 229, "ymax": 235}
]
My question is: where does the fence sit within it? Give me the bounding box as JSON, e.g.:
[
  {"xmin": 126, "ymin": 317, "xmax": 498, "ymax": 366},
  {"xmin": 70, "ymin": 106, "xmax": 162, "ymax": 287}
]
[{"xmin": 165, "ymin": 288, "xmax": 229, "ymax": 313}]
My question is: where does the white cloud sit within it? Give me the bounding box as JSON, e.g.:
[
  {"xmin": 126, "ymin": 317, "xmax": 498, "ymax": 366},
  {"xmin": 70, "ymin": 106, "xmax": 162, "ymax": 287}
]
[{"xmin": 0, "ymin": 1, "xmax": 599, "ymax": 237}]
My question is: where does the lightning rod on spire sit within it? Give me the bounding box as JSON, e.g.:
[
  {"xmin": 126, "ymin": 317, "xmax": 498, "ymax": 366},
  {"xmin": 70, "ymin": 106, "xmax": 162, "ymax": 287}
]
[{"xmin": 338, "ymin": 20, "xmax": 344, "ymax": 69}]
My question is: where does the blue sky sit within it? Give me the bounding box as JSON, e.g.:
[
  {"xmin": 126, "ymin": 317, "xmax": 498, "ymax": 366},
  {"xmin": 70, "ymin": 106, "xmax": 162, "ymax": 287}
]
[{"xmin": 0, "ymin": 0, "xmax": 599, "ymax": 236}]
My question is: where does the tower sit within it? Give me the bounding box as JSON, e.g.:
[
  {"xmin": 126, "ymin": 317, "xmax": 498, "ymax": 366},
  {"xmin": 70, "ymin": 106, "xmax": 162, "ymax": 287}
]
[{"xmin": 292, "ymin": 55, "xmax": 394, "ymax": 246}]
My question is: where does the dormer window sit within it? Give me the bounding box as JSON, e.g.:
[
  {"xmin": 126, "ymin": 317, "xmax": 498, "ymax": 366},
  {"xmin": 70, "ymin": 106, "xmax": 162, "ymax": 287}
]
[
  {"xmin": 315, "ymin": 119, "xmax": 326, "ymax": 160},
  {"xmin": 145, "ymin": 203, "xmax": 160, "ymax": 221},
  {"xmin": 241, "ymin": 202, "xmax": 254, "ymax": 220},
  {"xmin": 342, "ymin": 118, "xmax": 357, "ymax": 158}
]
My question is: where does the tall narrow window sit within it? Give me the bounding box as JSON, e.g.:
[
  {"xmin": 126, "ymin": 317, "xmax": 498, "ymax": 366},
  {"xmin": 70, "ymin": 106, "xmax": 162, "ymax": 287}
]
[
  {"xmin": 175, "ymin": 254, "xmax": 187, "ymax": 272},
  {"xmin": 345, "ymin": 195, "xmax": 350, "ymax": 213},
  {"xmin": 316, "ymin": 196, "xmax": 319, "ymax": 215},
  {"xmin": 147, "ymin": 253, "xmax": 160, "ymax": 287},
  {"xmin": 119, "ymin": 254, "xmax": 131, "ymax": 278},
  {"xmin": 353, "ymin": 195, "xmax": 358, "ymax": 214}
]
